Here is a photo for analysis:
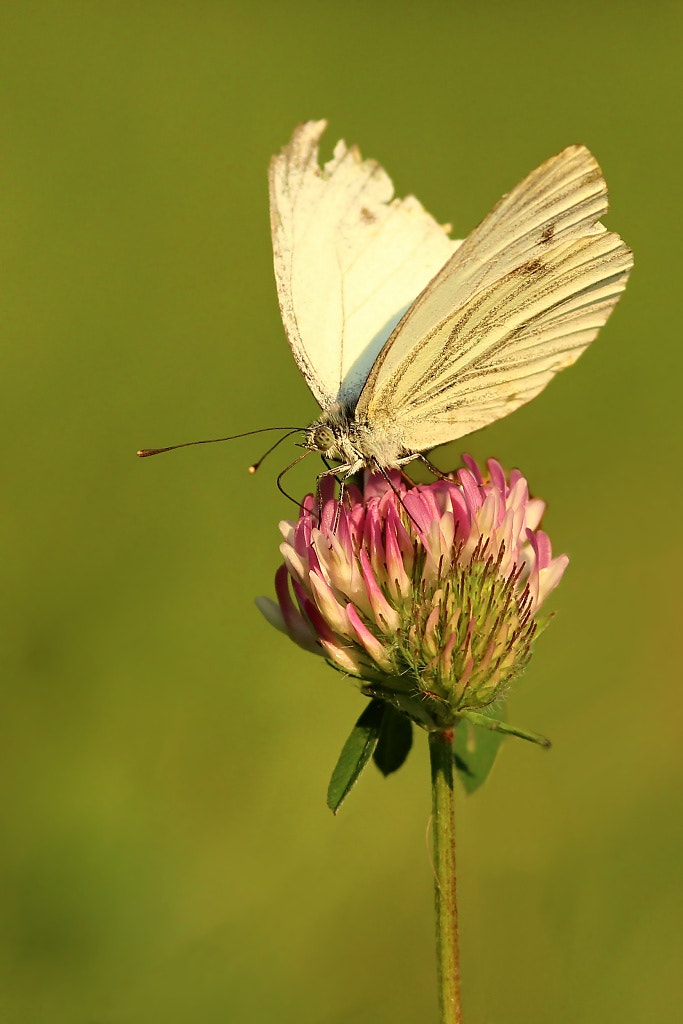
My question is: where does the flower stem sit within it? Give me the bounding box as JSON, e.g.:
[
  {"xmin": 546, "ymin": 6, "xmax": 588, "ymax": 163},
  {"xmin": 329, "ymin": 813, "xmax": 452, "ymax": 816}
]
[{"xmin": 429, "ymin": 729, "xmax": 463, "ymax": 1024}]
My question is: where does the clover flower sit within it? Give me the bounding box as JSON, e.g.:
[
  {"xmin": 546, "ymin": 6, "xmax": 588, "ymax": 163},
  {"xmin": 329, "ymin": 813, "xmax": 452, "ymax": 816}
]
[{"xmin": 257, "ymin": 456, "xmax": 567, "ymax": 734}]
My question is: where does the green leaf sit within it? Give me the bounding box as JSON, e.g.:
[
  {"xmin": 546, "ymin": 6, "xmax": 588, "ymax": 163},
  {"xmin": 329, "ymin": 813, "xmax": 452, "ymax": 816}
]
[
  {"xmin": 327, "ymin": 699, "xmax": 385, "ymax": 814},
  {"xmin": 452, "ymin": 704, "xmax": 506, "ymax": 795},
  {"xmin": 373, "ymin": 706, "xmax": 413, "ymax": 776}
]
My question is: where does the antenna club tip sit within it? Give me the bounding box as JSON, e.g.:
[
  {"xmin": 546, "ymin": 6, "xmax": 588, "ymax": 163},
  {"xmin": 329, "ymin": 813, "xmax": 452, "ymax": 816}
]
[
  {"xmin": 137, "ymin": 447, "xmax": 169, "ymax": 457},
  {"xmin": 248, "ymin": 465, "xmax": 257, "ymax": 475}
]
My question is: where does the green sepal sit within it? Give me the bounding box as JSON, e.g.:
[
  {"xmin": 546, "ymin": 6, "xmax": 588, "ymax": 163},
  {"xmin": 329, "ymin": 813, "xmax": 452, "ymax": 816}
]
[
  {"xmin": 452, "ymin": 704, "xmax": 507, "ymax": 794},
  {"xmin": 327, "ymin": 699, "xmax": 385, "ymax": 814},
  {"xmin": 460, "ymin": 709, "xmax": 551, "ymax": 749},
  {"xmin": 373, "ymin": 705, "xmax": 413, "ymax": 777}
]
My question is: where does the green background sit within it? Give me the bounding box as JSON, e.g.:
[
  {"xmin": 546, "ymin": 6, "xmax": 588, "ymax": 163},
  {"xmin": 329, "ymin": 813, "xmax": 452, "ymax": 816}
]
[{"xmin": 2, "ymin": 3, "xmax": 681, "ymax": 1022}]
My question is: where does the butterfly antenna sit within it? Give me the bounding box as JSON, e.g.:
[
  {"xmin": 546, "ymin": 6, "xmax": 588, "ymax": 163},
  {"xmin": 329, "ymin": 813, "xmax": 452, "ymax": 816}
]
[
  {"xmin": 276, "ymin": 451, "xmax": 313, "ymax": 510},
  {"xmin": 248, "ymin": 428, "xmax": 305, "ymax": 474},
  {"xmin": 136, "ymin": 426, "xmax": 303, "ymax": 459}
]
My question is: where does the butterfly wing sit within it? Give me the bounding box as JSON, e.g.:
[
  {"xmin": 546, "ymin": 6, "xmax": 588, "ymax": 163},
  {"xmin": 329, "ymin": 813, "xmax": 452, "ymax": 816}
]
[
  {"xmin": 355, "ymin": 146, "xmax": 633, "ymax": 450},
  {"xmin": 269, "ymin": 120, "xmax": 460, "ymax": 410}
]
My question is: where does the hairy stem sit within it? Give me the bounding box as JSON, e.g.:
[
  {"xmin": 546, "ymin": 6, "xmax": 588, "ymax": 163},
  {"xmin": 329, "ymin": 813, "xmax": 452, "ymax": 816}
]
[{"xmin": 429, "ymin": 729, "xmax": 463, "ymax": 1024}]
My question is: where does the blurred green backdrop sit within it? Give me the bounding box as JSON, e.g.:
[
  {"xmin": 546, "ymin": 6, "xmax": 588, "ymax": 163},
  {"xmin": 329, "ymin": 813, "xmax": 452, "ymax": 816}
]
[{"xmin": 1, "ymin": 3, "xmax": 681, "ymax": 1022}]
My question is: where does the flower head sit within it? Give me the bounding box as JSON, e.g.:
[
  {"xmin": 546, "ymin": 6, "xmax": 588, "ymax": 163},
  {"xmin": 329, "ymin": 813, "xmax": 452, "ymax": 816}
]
[{"xmin": 257, "ymin": 456, "xmax": 568, "ymax": 731}]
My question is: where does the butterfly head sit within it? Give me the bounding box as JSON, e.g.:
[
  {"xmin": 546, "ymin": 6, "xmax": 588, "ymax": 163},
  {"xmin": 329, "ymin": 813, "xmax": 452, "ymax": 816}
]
[
  {"xmin": 304, "ymin": 402, "xmax": 408, "ymax": 480},
  {"xmin": 303, "ymin": 403, "xmax": 368, "ymax": 477},
  {"xmin": 305, "ymin": 421, "xmax": 337, "ymax": 456}
]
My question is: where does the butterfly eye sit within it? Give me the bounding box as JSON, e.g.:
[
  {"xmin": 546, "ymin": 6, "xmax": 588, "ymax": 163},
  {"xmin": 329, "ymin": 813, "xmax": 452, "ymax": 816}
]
[{"xmin": 308, "ymin": 424, "xmax": 336, "ymax": 454}]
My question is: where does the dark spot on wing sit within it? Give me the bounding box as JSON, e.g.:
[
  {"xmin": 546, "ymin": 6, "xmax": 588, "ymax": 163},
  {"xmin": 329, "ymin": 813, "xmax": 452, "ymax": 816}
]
[
  {"xmin": 512, "ymin": 257, "xmax": 544, "ymax": 277},
  {"xmin": 541, "ymin": 223, "xmax": 555, "ymax": 244},
  {"xmin": 360, "ymin": 207, "xmax": 377, "ymax": 224}
]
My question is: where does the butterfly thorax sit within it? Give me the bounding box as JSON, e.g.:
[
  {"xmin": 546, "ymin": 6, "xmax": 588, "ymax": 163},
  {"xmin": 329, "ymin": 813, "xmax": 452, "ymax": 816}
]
[{"xmin": 305, "ymin": 403, "xmax": 405, "ymax": 475}]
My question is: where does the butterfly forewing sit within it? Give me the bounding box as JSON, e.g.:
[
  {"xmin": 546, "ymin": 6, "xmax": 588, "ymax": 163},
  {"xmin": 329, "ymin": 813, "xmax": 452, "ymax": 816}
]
[
  {"xmin": 356, "ymin": 146, "xmax": 632, "ymax": 450},
  {"xmin": 269, "ymin": 120, "xmax": 461, "ymax": 410}
]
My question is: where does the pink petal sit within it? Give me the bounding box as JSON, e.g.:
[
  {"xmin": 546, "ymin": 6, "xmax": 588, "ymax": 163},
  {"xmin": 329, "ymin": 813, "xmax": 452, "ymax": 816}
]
[
  {"xmin": 536, "ymin": 554, "xmax": 569, "ymax": 608},
  {"xmin": 462, "ymin": 453, "xmax": 483, "ymax": 483},
  {"xmin": 274, "ymin": 566, "xmax": 320, "ymax": 652},
  {"xmin": 533, "ymin": 529, "xmax": 553, "ymax": 569},
  {"xmin": 346, "ymin": 603, "xmax": 394, "ymax": 673},
  {"xmin": 309, "ymin": 570, "xmax": 353, "ymax": 636},
  {"xmin": 487, "ymin": 458, "xmax": 507, "ymax": 495},
  {"xmin": 440, "ymin": 630, "xmax": 458, "ymax": 677},
  {"xmin": 359, "ymin": 549, "xmax": 401, "ymax": 633},
  {"xmin": 384, "ymin": 516, "xmax": 412, "ymax": 600},
  {"xmin": 458, "ymin": 467, "xmax": 483, "ymax": 513},
  {"xmin": 386, "ymin": 503, "xmax": 414, "ymax": 574},
  {"xmin": 525, "ymin": 497, "xmax": 545, "ymax": 531},
  {"xmin": 423, "ymin": 604, "xmax": 441, "ymax": 657},
  {"xmin": 364, "ymin": 506, "xmax": 388, "ymax": 584},
  {"xmin": 254, "ymin": 596, "xmax": 287, "ymax": 635},
  {"xmin": 279, "ymin": 542, "xmax": 308, "ymax": 587},
  {"xmin": 321, "ymin": 637, "xmax": 367, "ymax": 675},
  {"xmin": 363, "ymin": 471, "xmax": 393, "ymax": 501}
]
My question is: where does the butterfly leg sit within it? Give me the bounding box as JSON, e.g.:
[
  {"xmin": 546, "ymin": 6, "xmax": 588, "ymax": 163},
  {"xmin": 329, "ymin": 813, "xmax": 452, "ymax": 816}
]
[
  {"xmin": 415, "ymin": 453, "xmax": 451, "ymax": 480},
  {"xmin": 398, "ymin": 466, "xmax": 417, "ymax": 487},
  {"xmin": 371, "ymin": 459, "xmax": 422, "ymax": 532},
  {"xmin": 316, "ymin": 458, "xmax": 341, "ymax": 514},
  {"xmin": 315, "ymin": 461, "xmax": 356, "ymax": 529},
  {"xmin": 333, "ymin": 480, "xmax": 346, "ymax": 532},
  {"xmin": 388, "ymin": 453, "xmax": 427, "ymax": 488}
]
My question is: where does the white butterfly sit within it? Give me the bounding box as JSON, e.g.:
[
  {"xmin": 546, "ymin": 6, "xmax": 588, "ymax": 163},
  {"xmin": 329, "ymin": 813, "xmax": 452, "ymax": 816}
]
[{"xmin": 270, "ymin": 120, "xmax": 632, "ymax": 478}]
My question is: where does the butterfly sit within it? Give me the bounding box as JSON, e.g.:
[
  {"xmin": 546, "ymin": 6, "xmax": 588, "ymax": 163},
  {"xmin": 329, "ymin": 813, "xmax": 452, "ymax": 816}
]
[{"xmin": 269, "ymin": 120, "xmax": 632, "ymax": 480}]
